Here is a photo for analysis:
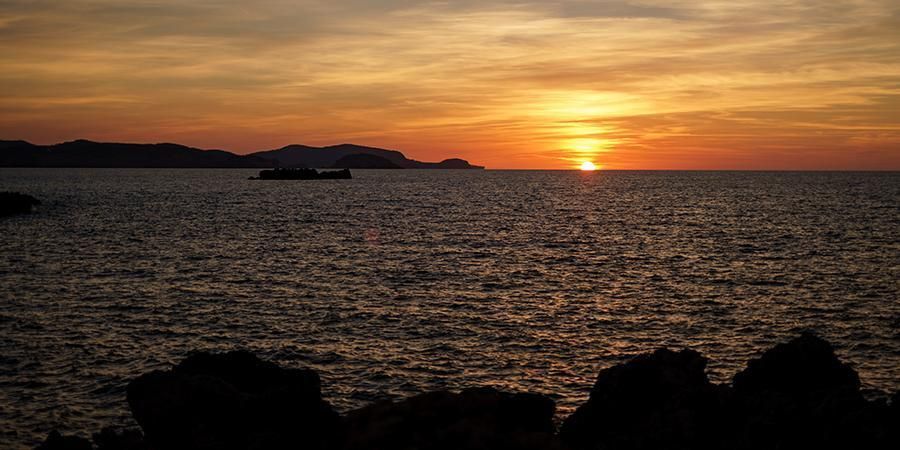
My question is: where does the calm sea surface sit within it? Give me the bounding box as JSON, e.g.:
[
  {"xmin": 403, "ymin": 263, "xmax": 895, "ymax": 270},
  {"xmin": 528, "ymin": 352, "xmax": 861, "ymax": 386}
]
[{"xmin": 1, "ymin": 169, "xmax": 899, "ymax": 446}]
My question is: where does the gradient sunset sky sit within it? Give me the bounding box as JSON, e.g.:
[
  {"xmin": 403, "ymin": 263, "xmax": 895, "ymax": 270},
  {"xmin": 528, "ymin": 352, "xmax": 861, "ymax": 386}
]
[{"xmin": 1, "ymin": 0, "xmax": 898, "ymax": 169}]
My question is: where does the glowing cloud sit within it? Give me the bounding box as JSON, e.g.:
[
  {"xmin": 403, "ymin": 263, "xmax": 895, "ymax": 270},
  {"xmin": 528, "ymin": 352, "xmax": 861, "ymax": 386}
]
[{"xmin": 0, "ymin": 0, "xmax": 898, "ymax": 168}]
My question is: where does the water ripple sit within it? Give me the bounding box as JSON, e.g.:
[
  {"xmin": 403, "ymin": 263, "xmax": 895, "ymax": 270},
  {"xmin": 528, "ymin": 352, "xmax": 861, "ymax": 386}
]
[{"xmin": 1, "ymin": 169, "xmax": 898, "ymax": 447}]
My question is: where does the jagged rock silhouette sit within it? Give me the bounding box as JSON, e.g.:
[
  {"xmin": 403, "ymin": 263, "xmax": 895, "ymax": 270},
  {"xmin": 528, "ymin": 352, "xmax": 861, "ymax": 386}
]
[
  {"xmin": 126, "ymin": 351, "xmax": 339, "ymax": 450},
  {"xmin": 37, "ymin": 334, "xmax": 899, "ymax": 450}
]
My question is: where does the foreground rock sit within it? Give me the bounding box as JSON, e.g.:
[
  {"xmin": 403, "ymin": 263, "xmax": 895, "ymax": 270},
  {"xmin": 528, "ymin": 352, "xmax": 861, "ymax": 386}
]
[
  {"xmin": 730, "ymin": 332, "xmax": 895, "ymax": 449},
  {"xmin": 560, "ymin": 349, "xmax": 730, "ymax": 450},
  {"xmin": 36, "ymin": 431, "xmax": 92, "ymax": 450},
  {"xmin": 127, "ymin": 351, "xmax": 339, "ymax": 450},
  {"xmin": 561, "ymin": 333, "xmax": 898, "ymax": 450},
  {"xmin": 37, "ymin": 334, "xmax": 898, "ymax": 450},
  {"xmin": 340, "ymin": 388, "xmax": 560, "ymax": 450},
  {"xmin": 0, "ymin": 191, "xmax": 40, "ymax": 216}
]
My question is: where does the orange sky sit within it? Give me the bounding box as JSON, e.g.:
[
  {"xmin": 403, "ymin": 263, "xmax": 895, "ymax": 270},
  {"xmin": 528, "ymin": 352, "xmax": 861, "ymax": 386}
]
[{"xmin": 1, "ymin": 0, "xmax": 898, "ymax": 169}]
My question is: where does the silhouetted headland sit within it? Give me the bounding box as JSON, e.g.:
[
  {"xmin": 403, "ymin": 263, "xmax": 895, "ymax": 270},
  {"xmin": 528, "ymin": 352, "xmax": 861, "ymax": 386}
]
[
  {"xmin": 250, "ymin": 143, "xmax": 484, "ymax": 169},
  {"xmin": 0, "ymin": 191, "xmax": 40, "ymax": 217},
  {"xmin": 249, "ymin": 168, "xmax": 352, "ymax": 180},
  {"xmin": 331, "ymin": 153, "xmax": 403, "ymax": 169},
  {"xmin": 36, "ymin": 333, "xmax": 898, "ymax": 450},
  {"xmin": 0, "ymin": 140, "xmax": 484, "ymax": 169}
]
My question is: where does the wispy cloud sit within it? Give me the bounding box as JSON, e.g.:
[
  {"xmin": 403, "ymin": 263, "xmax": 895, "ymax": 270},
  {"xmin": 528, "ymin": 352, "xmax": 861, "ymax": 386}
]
[{"xmin": 0, "ymin": 0, "xmax": 897, "ymax": 168}]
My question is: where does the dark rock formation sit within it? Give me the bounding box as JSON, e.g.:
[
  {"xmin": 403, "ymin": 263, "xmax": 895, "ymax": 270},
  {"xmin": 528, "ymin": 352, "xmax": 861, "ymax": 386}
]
[
  {"xmin": 733, "ymin": 332, "xmax": 861, "ymax": 395},
  {"xmin": 35, "ymin": 335, "xmax": 899, "ymax": 450},
  {"xmin": 249, "ymin": 167, "xmax": 352, "ymax": 180},
  {"xmin": 35, "ymin": 431, "xmax": 92, "ymax": 450},
  {"xmin": 35, "ymin": 428, "xmax": 148, "ymax": 450},
  {"xmin": 561, "ymin": 333, "xmax": 898, "ymax": 450},
  {"xmin": 339, "ymin": 387, "xmax": 559, "ymax": 450},
  {"xmin": 331, "ymin": 153, "xmax": 403, "ymax": 169},
  {"xmin": 729, "ymin": 332, "xmax": 891, "ymax": 449},
  {"xmin": 0, "ymin": 191, "xmax": 40, "ymax": 216},
  {"xmin": 126, "ymin": 351, "xmax": 339, "ymax": 450},
  {"xmin": 560, "ymin": 349, "xmax": 730, "ymax": 450},
  {"xmin": 92, "ymin": 428, "xmax": 149, "ymax": 450}
]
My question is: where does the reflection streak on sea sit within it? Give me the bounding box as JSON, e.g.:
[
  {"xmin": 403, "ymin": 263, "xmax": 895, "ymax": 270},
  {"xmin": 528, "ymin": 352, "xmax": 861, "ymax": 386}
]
[{"xmin": 0, "ymin": 169, "xmax": 898, "ymax": 446}]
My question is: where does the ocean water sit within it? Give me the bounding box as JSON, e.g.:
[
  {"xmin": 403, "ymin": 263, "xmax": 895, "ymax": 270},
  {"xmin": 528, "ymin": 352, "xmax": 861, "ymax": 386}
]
[{"xmin": 1, "ymin": 169, "xmax": 898, "ymax": 446}]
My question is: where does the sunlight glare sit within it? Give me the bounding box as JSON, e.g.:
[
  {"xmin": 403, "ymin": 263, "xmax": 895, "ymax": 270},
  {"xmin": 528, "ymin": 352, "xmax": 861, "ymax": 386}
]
[{"xmin": 580, "ymin": 161, "xmax": 597, "ymax": 171}]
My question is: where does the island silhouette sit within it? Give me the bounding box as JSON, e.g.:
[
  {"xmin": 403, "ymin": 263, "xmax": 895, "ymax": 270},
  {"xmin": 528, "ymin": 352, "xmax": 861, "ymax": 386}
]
[
  {"xmin": 0, "ymin": 140, "xmax": 484, "ymax": 169},
  {"xmin": 249, "ymin": 168, "xmax": 353, "ymax": 180}
]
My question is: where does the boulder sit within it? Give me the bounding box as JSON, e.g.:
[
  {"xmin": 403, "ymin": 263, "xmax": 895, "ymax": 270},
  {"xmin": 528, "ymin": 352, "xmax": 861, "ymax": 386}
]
[
  {"xmin": 733, "ymin": 332, "xmax": 861, "ymax": 397},
  {"xmin": 34, "ymin": 335, "xmax": 900, "ymax": 450},
  {"xmin": 126, "ymin": 351, "xmax": 339, "ymax": 450},
  {"xmin": 35, "ymin": 431, "xmax": 92, "ymax": 450},
  {"xmin": 0, "ymin": 191, "xmax": 40, "ymax": 217},
  {"xmin": 730, "ymin": 332, "xmax": 887, "ymax": 449},
  {"xmin": 92, "ymin": 427, "xmax": 149, "ymax": 450},
  {"xmin": 560, "ymin": 349, "xmax": 730, "ymax": 450},
  {"xmin": 339, "ymin": 387, "xmax": 561, "ymax": 450}
]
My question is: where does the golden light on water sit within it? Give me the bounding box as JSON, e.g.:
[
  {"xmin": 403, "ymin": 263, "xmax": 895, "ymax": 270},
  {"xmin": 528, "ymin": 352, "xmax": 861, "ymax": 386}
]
[{"xmin": 580, "ymin": 161, "xmax": 597, "ymax": 171}]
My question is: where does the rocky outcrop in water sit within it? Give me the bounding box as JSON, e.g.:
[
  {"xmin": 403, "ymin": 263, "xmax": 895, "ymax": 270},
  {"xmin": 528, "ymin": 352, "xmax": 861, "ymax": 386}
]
[
  {"xmin": 0, "ymin": 191, "xmax": 40, "ymax": 216},
  {"xmin": 127, "ymin": 351, "xmax": 339, "ymax": 450},
  {"xmin": 248, "ymin": 167, "xmax": 352, "ymax": 180},
  {"xmin": 37, "ymin": 334, "xmax": 898, "ymax": 450}
]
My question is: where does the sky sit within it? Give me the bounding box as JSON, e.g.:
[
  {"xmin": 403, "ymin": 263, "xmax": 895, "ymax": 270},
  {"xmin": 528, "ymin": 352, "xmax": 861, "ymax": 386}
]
[{"xmin": 0, "ymin": 0, "xmax": 898, "ymax": 169}]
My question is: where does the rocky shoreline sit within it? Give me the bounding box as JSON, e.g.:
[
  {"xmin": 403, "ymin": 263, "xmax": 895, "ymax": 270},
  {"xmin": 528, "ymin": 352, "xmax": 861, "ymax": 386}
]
[{"xmin": 37, "ymin": 333, "xmax": 898, "ymax": 449}]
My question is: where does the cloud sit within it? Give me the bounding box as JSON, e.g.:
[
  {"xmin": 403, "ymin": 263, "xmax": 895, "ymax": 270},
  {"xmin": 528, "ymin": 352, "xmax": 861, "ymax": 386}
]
[{"xmin": 0, "ymin": 0, "xmax": 897, "ymax": 168}]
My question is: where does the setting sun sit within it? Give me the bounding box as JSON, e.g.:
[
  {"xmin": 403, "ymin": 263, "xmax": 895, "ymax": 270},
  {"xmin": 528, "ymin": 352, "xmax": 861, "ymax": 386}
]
[{"xmin": 580, "ymin": 161, "xmax": 597, "ymax": 171}]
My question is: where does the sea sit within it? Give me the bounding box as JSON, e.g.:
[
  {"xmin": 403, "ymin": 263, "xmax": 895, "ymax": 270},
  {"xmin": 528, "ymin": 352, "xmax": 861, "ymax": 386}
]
[{"xmin": 1, "ymin": 169, "xmax": 898, "ymax": 447}]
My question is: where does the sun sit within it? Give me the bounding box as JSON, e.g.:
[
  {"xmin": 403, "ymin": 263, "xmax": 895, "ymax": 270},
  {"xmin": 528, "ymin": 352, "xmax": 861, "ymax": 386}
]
[{"xmin": 580, "ymin": 161, "xmax": 597, "ymax": 171}]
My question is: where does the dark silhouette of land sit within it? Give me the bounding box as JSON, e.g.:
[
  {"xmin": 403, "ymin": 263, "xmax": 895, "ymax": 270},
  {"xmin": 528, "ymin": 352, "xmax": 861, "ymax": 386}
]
[
  {"xmin": 0, "ymin": 140, "xmax": 484, "ymax": 169},
  {"xmin": 331, "ymin": 153, "xmax": 403, "ymax": 169},
  {"xmin": 0, "ymin": 140, "xmax": 271, "ymax": 168},
  {"xmin": 36, "ymin": 333, "xmax": 899, "ymax": 450},
  {"xmin": 249, "ymin": 168, "xmax": 352, "ymax": 180},
  {"xmin": 250, "ymin": 143, "xmax": 483, "ymax": 169},
  {"xmin": 0, "ymin": 191, "xmax": 40, "ymax": 217}
]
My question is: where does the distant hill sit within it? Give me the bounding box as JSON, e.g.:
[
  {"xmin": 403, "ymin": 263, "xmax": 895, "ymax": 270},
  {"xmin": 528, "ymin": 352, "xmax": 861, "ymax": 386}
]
[
  {"xmin": 331, "ymin": 153, "xmax": 404, "ymax": 169},
  {"xmin": 0, "ymin": 140, "xmax": 271, "ymax": 168},
  {"xmin": 250, "ymin": 143, "xmax": 483, "ymax": 169},
  {"xmin": 0, "ymin": 140, "xmax": 484, "ymax": 169}
]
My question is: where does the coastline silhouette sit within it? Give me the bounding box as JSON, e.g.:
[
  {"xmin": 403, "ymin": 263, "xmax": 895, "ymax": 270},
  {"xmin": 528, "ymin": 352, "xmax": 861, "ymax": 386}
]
[
  {"xmin": 0, "ymin": 140, "xmax": 484, "ymax": 169},
  {"xmin": 35, "ymin": 334, "xmax": 899, "ymax": 450}
]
